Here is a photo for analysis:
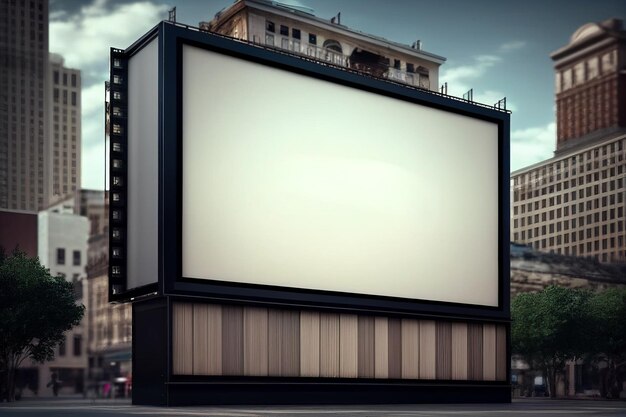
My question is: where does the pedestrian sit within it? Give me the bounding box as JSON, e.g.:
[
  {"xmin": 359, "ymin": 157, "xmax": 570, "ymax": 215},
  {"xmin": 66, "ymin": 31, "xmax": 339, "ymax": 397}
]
[{"xmin": 46, "ymin": 372, "xmax": 61, "ymax": 397}]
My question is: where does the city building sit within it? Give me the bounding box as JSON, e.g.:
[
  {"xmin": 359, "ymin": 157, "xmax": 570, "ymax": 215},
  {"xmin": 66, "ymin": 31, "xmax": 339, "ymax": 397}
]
[
  {"xmin": 84, "ymin": 191, "xmax": 132, "ymax": 397},
  {"xmin": 0, "ymin": 0, "xmax": 81, "ymax": 211},
  {"xmin": 511, "ymin": 18, "xmax": 626, "ymax": 263},
  {"xmin": 18, "ymin": 207, "xmax": 89, "ymax": 396},
  {"xmin": 0, "ymin": 0, "xmax": 49, "ymax": 211},
  {"xmin": 48, "ymin": 53, "xmax": 81, "ymax": 205},
  {"xmin": 201, "ymin": 0, "xmax": 444, "ymax": 91}
]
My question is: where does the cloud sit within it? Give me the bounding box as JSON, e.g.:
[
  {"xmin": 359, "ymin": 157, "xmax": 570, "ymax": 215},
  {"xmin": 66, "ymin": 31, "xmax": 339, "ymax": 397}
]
[
  {"xmin": 440, "ymin": 55, "xmax": 500, "ymax": 86},
  {"xmin": 499, "ymin": 41, "xmax": 526, "ymax": 52},
  {"xmin": 50, "ymin": 0, "xmax": 169, "ymax": 189},
  {"xmin": 50, "ymin": 0, "xmax": 169, "ymax": 69},
  {"xmin": 510, "ymin": 122, "xmax": 556, "ymax": 172}
]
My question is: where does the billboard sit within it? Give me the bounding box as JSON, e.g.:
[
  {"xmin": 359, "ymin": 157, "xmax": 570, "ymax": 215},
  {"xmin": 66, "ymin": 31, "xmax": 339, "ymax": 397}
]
[{"xmin": 110, "ymin": 23, "xmax": 509, "ymax": 316}]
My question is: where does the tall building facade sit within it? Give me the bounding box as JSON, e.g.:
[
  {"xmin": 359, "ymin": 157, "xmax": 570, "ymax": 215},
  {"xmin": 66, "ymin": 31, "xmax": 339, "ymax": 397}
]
[
  {"xmin": 0, "ymin": 0, "xmax": 49, "ymax": 211},
  {"xmin": 201, "ymin": 0, "xmax": 444, "ymax": 91},
  {"xmin": 511, "ymin": 19, "xmax": 626, "ymax": 263},
  {"xmin": 48, "ymin": 53, "xmax": 81, "ymax": 204}
]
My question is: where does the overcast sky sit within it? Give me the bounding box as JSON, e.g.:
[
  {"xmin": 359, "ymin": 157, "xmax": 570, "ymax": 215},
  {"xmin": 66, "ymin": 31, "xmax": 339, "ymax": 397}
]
[{"xmin": 49, "ymin": 0, "xmax": 625, "ymax": 190}]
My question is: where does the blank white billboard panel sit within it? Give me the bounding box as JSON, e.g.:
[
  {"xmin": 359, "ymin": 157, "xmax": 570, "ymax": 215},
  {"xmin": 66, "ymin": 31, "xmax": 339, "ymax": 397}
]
[
  {"xmin": 181, "ymin": 45, "xmax": 499, "ymax": 307},
  {"xmin": 127, "ymin": 39, "xmax": 159, "ymax": 291}
]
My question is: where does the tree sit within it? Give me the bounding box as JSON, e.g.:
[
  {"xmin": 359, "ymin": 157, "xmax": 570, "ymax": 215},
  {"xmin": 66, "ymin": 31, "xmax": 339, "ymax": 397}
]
[
  {"xmin": 511, "ymin": 285, "xmax": 593, "ymax": 397},
  {"xmin": 0, "ymin": 249, "xmax": 84, "ymax": 402},
  {"xmin": 588, "ymin": 288, "xmax": 626, "ymax": 398}
]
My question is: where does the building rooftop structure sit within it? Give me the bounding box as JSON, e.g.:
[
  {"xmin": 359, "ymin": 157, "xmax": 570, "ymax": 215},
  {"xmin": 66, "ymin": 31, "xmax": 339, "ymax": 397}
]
[{"xmin": 201, "ymin": 0, "xmax": 445, "ymax": 91}]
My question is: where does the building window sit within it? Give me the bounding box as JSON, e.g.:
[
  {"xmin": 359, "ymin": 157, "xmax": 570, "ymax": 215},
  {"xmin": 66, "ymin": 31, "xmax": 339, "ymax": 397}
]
[
  {"xmin": 309, "ymin": 33, "xmax": 317, "ymax": 45},
  {"xmin": 113, "ymin": 91, "xmax": 121, "ymax": 100},
  {"xmin": 58, "ymin": 336, "xmax": 66, "ymax": 356},
  {"xmin": 394, "ymin": 59, "xmax": 400, "ymax": 69},
  {"xmin": 71, "ymin": 73, "xmax": 77, "ymax": 87},
  {"xmin": 292, "ymin": 28, "xmax": 301, "ymax": 40},
  {"xmin": 265, "ymin": 20, "xmax": 275, "ymax": 33},
  {"xmin": 53, "ymin": 88, "xmax": 59, "ymax": 102},
  {"xmin": 73, "ymin": 335, "xmax": 82, "ymax": 356},
  {"xmin": 280, "ymin": 25, "xmax": 288, "ymax": 36},
  {"xmin": 63, "ymin": 73, "xmax": 67, "ymax": 86},
  {"xmin": 407, "ymin": 63, "xmax": 415, "ymax": 73},
  {"xmin": 73, "ymin": 250, "xmax": 81, "ymax": 266},
  {"xmin": 57, "ymin": 248, "xmax": 65, "ymax": 265},
  {"xmin": 53, "ymin": 71, "xmax": 59, "ymax": 84},
  {"xmin": 62, "ymin": 90, "xmax": 67, "ymax": 105},
  {"xmin": 113, "ymin": 58, "xmax": 122, "ymax": 68},
  {"xmin": 112, "ymin": 142, "xmax": 122, "ymax": 153},
  {"xmin": 71, "ymin": 92, "xmax": 76, "ymax": 106},
  {"xmin": 265, "ymin": 34, "xmax": 274, "ymax": 46}
]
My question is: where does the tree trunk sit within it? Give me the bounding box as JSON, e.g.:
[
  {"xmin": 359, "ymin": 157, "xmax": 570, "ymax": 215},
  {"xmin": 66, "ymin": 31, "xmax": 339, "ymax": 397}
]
[{"xmin": 5, "ymin": 360, "xmax": 16, "ymax": 402}]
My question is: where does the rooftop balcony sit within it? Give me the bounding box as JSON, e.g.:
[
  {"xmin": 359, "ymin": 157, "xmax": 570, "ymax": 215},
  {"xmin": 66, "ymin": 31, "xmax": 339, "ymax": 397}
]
[{"xmin": 253, "ymin": 34, "xmax": 429, "ymax": 89}]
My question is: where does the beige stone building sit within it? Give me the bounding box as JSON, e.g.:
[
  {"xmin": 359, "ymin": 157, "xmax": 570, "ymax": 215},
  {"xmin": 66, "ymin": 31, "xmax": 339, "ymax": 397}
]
[
  {"xmin": 0, "ymin": 0, "xmax": 49, "ymax": 211},
  {"xmin": 48, "ymin": 53, "xmax": 81, "ymax": 205},
  {"xmin": 511, "ymin": 19, "xmax": 626, "ymax": 263},
  {"xmin": 201, "ymin": 0, "xmax": 444, "ymax": 91}
]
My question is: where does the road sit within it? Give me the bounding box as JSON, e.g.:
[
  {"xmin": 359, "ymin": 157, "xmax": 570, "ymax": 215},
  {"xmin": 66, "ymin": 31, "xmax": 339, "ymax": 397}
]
[{"xmin": 0, "ymin": 398, "xmax": 625, "ymax": 417}]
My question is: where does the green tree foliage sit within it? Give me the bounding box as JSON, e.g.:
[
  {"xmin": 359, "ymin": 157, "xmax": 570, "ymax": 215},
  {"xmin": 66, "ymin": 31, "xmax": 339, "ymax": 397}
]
[
  {"xmin": 511, "ymin": 285, "xmax": 594, "ymax": 397},
  {"xmin": 0, "ymin": 249, "xmax": 84, "ymax": 402},
  {"xmin": 588, "ymin": 288, "xmax": 626, "ymax": 398}
]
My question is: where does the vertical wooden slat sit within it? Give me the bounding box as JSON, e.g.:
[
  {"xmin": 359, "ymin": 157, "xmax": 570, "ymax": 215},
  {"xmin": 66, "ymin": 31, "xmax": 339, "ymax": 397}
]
[
  {"xmin": 388, "ymin": 318, "xmax": 402, "ymax": 379},
  {"xmin": 483, "ymin": 323, "xmax": 497, "ymax": 381},
  {"xmin": 243, "ymin": 307, "xmax": 268, "ymax": 376},
  {"xmin": 401, "ymin": 319, "xmax": 419, "ymax": 379},
  {"xmin": 496, "ymin": 324, "xmax": 507, "ymax": 381},
  {"xmin": 320, "ymin": 313, "xmax": 340, "ymax": 377},
  {"xmin": 374, "ymin": 317, "xmax": 389, "ymax": 379},
  {"xmin": 281, "ymin": 309, "xmax": 300, "ymax": 376},
  {"xmin": 268, "ymin": 309, "xmax": 300, "ymax": 376},
  {"xmin": 222, "ymin": 305, "xmax": 243, "ymax": 375},
  {"xmin": 436, "ymin": 321, "xmax": 452, "ymax": 380},
  {"xmin": 339, "ymin": 314, "xmax": 358, "ymax": 378},
  {"xmin": 451, "ymin": 322, "xmax": 468, "ymax": 380},
  {"xmin": 192, "ymin": 304, "xmax": 209, "ymax": 375},
  {"xmin": 172, "ymin": 303, "xmax": 193, "ymax": 375},
  {"xmin": 206, "ymin": 304, "xmax": 222, "ymax": 375},
  {"xmin": 419, "ymin": 320, "xmax": 436, "ymax": 379},
  {"xmin": 468, "ymin": 323, "xmax": 483, "ymax": 380},
  {"xmin": 300, "ymin": 311, "xmax": 320, "ymax": 377},
  {"xmin": 358, "ymin": 316, "xmax": 375, "ymax": 378},
  {"xmin": 268, "ymin": 309, "xmax": 281, "ymax": 376}
]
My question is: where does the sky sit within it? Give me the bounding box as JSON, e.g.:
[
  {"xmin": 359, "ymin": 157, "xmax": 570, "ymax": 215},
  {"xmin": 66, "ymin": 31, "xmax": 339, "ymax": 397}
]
[{"xmin": 48, "ymin": 0, "xmax": 626, "ymax": 190}]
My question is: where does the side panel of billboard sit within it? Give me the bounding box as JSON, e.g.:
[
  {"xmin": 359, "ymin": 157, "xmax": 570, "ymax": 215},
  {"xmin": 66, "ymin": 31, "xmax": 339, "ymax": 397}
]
[{"xmin": 127, "ymin": 38, "xmax": 159, "ymax": 291}]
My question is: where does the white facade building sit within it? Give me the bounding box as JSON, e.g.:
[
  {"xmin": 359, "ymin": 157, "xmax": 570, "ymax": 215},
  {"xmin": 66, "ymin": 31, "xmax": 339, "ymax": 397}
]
[{"xmin": 22, "ymin": 209, "xmax": 89, "ymax": 396}]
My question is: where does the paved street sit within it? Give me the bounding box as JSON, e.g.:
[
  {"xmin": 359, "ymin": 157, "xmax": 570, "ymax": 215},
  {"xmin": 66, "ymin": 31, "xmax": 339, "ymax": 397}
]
[{"xmin": 0, "ymin": 399, "xmax": 626, "ymax": 417}]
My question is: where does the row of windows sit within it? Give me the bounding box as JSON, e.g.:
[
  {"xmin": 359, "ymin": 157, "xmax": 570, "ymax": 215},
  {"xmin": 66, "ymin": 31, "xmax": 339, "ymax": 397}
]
[
  {"xmin": 266, "ymin": 21, "xmax": 309, "ymax": 43},
  {"xmin": 514, "ymin": 207, "xmax": 625, "ymax": 230},
  {"xmin": 516, "ymin": 233, "xmax": 624, "ymax": 250},
  {"xmin": 52, "ymin": 70, "xmax": 78, "ymax": 87},
  {"xmin": 514, "ymin": 187, "xmax": 625, "ymax": 215},
  {"xmin": 513, "ymin": 140, "xmax": 626, "ymax": 187},
  {"xmin": 56, "ymin": 248, "xmax": 82, "ymax": 266},
  {"xmin": 556, "ymin": 50, "xmax": 617, "ymax": 93},
  {"xmin": 514, "ymin": 177, "xmax": 625, "ymax": 203},
  {"xmin": 52, "ymin": 88, "xmax": 78, "ymax": 106},
  {"xmin": 515, "ymin": 220, "xmax": 625, "ymax": 241},
  {"xmin": 58, "ymin": 334, "xmax": 82, "ymax": 357},
  {"xmin": 519, "ymin": 242, "xmax": 625, "ymax": 263}
]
